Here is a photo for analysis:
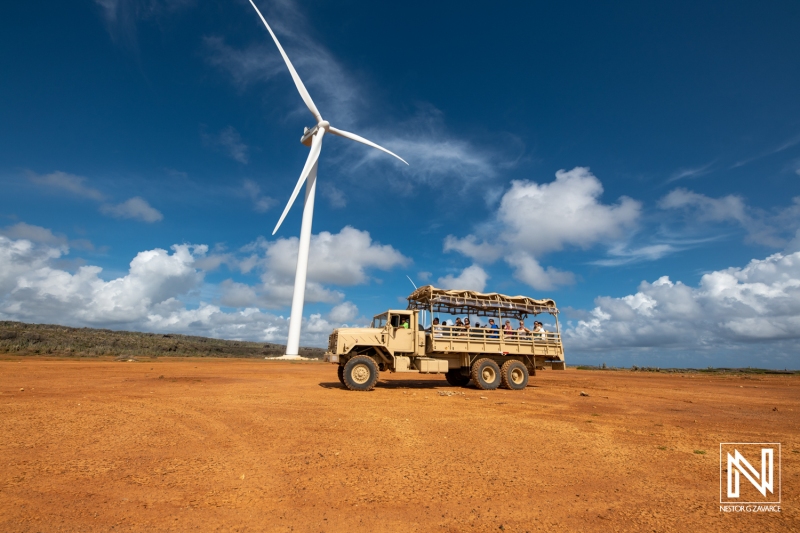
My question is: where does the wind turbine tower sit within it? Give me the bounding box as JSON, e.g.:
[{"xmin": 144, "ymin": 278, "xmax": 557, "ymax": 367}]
[{"xmin": 246, "ymin": 1, "xmax": 408, "ymax": 358}]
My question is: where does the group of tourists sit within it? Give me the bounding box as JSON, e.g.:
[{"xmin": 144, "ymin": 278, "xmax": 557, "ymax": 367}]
[{"xmin": 429, "ymin": 316, "xmax": 548, "ymax": 340}]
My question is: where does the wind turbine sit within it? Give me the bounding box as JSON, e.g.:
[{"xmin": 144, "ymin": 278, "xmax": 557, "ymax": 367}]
[{"xmin": 246, "ymin": 0, "xmax": 408, "ymax": 358}]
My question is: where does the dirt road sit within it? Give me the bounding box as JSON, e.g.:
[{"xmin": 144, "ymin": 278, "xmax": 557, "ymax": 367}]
[{"xmin": 1, "ymin": 359, "xmax": 797, "ymax": 532}]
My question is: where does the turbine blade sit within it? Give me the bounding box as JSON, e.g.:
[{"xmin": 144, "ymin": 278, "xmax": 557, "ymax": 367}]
[
  {"xmin": 272, "ymin": 130, "xmax": 325, "ymax": 235},
  {"xmin": 247, "ymin": 0, "xmax": 322, "ymax": 123},
  {"xmin": 328, "ymin": 126, "xmax": 408, "ymax": 165}
]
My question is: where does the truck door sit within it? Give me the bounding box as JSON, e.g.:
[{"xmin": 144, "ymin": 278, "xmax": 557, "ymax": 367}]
[{"xmin": 389, "ymin": 313, "xmax": 415, "ymax": 354}]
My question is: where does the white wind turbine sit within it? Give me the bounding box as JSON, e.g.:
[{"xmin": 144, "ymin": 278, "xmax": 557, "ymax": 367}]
[{"xmin": 246, "ymin": 0, "xmax": 408, "ymax": 358}]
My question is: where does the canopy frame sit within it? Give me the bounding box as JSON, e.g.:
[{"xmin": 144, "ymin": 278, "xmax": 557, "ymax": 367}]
[{"xmin": 406, "ymin": 285, "xmax": 558, "ymax": 321}]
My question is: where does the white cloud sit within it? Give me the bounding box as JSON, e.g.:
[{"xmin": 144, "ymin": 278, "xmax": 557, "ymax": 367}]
[
  {"xmin": 27, "ymin": 171, "xmax": 105, "ymax": 201},
  {"xmin": 0, "ymin": 233, "xmax": 353, "ymax": 347},
  {"xmin": 505, "ymin": 252, "xmax": 575, "ymax": 291},
  {"xmin": 242, "ymin": 179, "xmax": 275, "ymax": 212},
  {"xmin": 327, "ymin": 301, "xmax": 358, "ymax": 323},
  {"xmin": 212, "ymin": 226, "xmax": 409, "ymax": 309},
  {"xmin": 262, "ymin": 226, "xmax": 410, "ymax": 287},
  {"xmin": 100, "ymin": 197, "xmax": 163, "ymax": 223},
  {"xmin": 443, "ymin": 234, "xmax": 503, "ymax": 263},
  {"xmin": 0, "ymin": 223, "xmax": 67, "ymax": 246},
  {"xmin": 499, "ymin": 168, "xmax": 641, "ymax": 254},
  {"xmin": 565, "ymin": 251, "xmax": 800, "ymax": 364},
  {"xmin": 437, "ymin": 265, "xmax": 489, "ymax": 292},
  {"xmin": 443, "ymin": 167, "xmax": 641, "ymax": 290}
]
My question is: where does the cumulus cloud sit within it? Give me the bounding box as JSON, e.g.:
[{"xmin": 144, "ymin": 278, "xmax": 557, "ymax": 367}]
[
  {"xmin": 327, "ymin": 301, "xmax": 358, "ymax": 323},
  {"xmin": 505, "ymin": 252, "xmax": 575, "ymax": 291},
  {"xmin": 499, "ymin": 168, "xmax": 641, "ymax": 254},
  {"xmin": 564, "ymin": 251, "xmax": 800, "ymax": 366},
  {"xmin": 437, "ymin": 265, "xmax": 489, "ymax": 292},
  {"xmin": 0, "ymin": 236, "xmax": 202, "ymax": 325},
  {"xmin": 0, "ymin": 233, "xmax": 364, "ymax": 346},
  {"xmin": 215, "ymin": 226, "xmax": 409, "ymax": 308},
  {"xmin": 100, "ymin": 197, "xmax": 163, "ymax": 223},
  {"xmin": 262, "ymin": 226, "xmax": 410, "ymax": 287},
  {"xmin": 443, "ymin": 167, "xmax": 640, "ymax": 290},
  {"xmin": 27, "ymin": 171, "xmax": 105, "ymax": 201}
]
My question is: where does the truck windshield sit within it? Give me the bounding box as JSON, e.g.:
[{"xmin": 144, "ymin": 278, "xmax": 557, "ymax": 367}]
[{"xmin": 372, "ymin": 314, "xmax": 387, "ymax": 328}]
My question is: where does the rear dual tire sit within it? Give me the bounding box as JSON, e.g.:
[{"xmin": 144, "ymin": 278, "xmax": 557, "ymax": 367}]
[
  {"xmin": 501, "ymin": 360, "xmax": 529, "ymax": 390},
  {"xmin": 471, "ymin": 358, "xmax": 501, "ymax": 390}
]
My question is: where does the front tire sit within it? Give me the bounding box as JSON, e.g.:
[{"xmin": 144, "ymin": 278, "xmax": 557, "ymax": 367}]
[
  {"xmin": 471, "ymin": 358, "xmax": 501, "ymax": 390},
  {"xmin": 444, "ymin": 369, "xmax": 470, "ymax": 387},
  {"xmin": 337, "ymin": 365, "xmax": 345, "ymax": 385},
  {"xmin": 501, "ymin": 360, "xmax": 529, "ymax": 390},
  {"xmin": 342, "ymin": 355, "xmax": 379, "ymax": 391}
]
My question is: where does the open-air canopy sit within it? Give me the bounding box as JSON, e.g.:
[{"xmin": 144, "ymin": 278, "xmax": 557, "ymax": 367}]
[{"xmin": 406, "ymin": 285, "xmax": 558, "ymax": 320}]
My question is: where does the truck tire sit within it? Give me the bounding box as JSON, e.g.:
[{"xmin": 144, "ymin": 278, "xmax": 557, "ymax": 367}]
[
  {"xmin": 444, "ymin": 369, "xmax": 470, "ymax": 387},
  {"xmin": 471, "ymin": 358, "xmax": 501, "ymax": 390},
  {"xmin": 501, "ymin": 360, "xmax": 528, "ymax": 390},
  {"xmin": 337, "ymin": 365, "xmax": 345, "ymax": 385},
  {"xmin": 342, "ymin": 355, "xmax": 379, "ymax": 391}
]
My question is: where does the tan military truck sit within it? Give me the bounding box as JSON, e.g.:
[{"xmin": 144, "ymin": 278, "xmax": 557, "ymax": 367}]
[{"xmin": 324, "ymin": 286, "xmax": 565, "ymax": 391}]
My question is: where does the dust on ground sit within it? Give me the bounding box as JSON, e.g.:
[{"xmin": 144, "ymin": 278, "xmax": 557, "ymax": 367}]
[{"xmin": 1, "ymin": 359, "xmax": 797, "ymax": 532}]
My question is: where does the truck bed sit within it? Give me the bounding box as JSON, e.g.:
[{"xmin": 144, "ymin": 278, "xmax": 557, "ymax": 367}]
[{"xmin": 427, "ymin": 326, "xmax": 564, "ymax": 360}]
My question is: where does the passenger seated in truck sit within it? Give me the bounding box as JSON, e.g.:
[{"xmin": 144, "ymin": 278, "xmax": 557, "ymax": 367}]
[
  {"xmin": 399, "ymin": 317, "xmax": 410, "ymax": 329},
  {"xmin": 463, "ymin": 317, "xmax": 471, "ymax": 336},
  {"xmin": 503, "ymin": 320, "xmax": 514, "ymax": 337},
  {"xmin": 532, "ymin": 321, "xmax": 546, "ymax": 340},
  {"xmin": 517, "ymin": 320, "xmax": 531, "ymax": 339},
  {"xmin": 454, "ymin": 317, "xmax": 464, "ymax": 336},
  {"xmin": 487, "ymin": 318, "xmax": 500, "ymax": 339}
]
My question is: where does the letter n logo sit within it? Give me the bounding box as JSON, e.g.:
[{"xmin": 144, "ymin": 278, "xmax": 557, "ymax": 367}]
[{"xmin": 720, "ymin": 443, "xmax": 781, "ymax": 504}]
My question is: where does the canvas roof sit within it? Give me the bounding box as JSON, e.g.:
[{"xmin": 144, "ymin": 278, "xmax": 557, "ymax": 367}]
[{"xmin": 406, "ymin": 285, "xmax": 558, "ymax": 318}]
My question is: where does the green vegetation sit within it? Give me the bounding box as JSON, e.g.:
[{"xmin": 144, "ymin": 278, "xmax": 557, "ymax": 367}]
[
  {"xmin": 694, "ymin": 450, "xmax": 706, "ymax": 455},
  {"xmin": 0, "ymin": 321, "xmax": 325, "ymax": 359},
  {"xmin": 574, "ymin": 364, "xmax": 798, "ymax": 375}
]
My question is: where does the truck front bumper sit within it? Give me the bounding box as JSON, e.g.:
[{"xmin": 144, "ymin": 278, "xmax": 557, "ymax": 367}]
[{"xmin": 323, "ymin": 352, "xmax": 339, "ymax": 364}]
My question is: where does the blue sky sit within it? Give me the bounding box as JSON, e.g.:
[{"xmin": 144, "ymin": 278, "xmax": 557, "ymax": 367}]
[{"xmin": 1, "ymin": 0, "xmax": 799, "ymax": 368}]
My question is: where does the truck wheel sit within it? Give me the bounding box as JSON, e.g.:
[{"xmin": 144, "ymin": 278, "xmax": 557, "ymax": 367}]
[
  {"xmin": 337, "ymin": 365, "xmax": 345, "ymax": 385},
  {"xmin": 471, "ymin": 358, "xmax": 501, "ymax": 390},
  {"xmin": 343, "ymin": 355, "xmax": 379, "ymax": 391},
  {"xmin": 445, "ymin": 369, "xmax": 470, "ymax": 387},
  {"xmin": 501, "ymin": 360, "xmax": 529, "ymax": 390}
]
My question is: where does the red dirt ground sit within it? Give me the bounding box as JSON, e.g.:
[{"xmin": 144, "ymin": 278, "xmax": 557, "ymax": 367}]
[{"xmin": 1, "ymin": 358, "xmax": 798, "ymax": 532}]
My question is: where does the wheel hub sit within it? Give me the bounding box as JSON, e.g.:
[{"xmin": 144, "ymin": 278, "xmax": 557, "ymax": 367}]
[{"xmin": 351, "ymin": 364, "xmax": 370, "ymax": 384}]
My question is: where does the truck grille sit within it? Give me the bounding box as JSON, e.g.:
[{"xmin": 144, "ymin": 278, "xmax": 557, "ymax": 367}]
[{"xmin": 328, "ymin": 331, "xmax": 338, "ymax": 352}]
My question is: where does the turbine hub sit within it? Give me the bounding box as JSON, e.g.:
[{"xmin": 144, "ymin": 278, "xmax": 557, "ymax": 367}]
[{"xmin": 318, "ymin": 120, "xmax": 330, "ymax": 129}]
